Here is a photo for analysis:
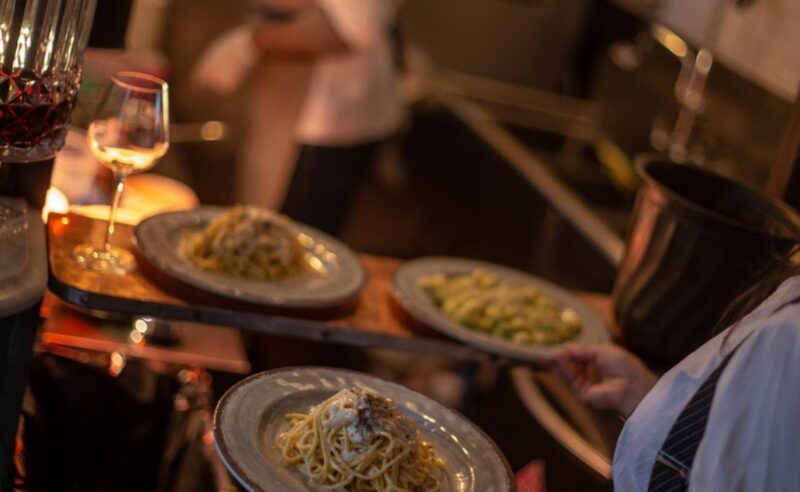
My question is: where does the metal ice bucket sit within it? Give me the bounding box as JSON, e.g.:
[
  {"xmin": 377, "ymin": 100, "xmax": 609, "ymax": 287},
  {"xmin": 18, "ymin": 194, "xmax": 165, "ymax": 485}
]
[{"xmin": 613, "ymin": 158, "xmax": 800, "ymax": 370}]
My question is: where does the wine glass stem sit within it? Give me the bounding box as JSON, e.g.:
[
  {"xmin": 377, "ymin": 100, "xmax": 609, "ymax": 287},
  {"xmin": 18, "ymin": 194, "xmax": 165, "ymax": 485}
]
[{"xmin": 103, "ymin": 171, "xmax": 127, "ymax": 253}]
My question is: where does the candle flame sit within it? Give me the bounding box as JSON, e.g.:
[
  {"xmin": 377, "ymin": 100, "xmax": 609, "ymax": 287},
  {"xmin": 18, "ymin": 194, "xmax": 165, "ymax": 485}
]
[{"xmin": 42, "ymin": 187, "xmax": 69, "ymax": 222}]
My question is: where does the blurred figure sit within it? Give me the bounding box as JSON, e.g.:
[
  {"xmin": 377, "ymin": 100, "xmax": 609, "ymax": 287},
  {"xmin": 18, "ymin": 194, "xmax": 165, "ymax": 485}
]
[{"xmin": 194, "ymin": 0, "xmax": 404, "ymax": 235}]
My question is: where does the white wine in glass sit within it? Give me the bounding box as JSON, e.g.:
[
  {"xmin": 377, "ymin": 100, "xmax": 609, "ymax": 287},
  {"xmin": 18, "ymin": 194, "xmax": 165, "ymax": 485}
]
[{"xmin": 73, "ymin": 72, "xmax": 169, "ymax": 274}]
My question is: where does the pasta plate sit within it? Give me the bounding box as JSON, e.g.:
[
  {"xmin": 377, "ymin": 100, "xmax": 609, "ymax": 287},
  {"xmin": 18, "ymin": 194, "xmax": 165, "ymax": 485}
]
[
  {"xmin": 213, "ymin": 367, "xmax": 515, "ymax": 492},
  {"xmin": 134, "ymin": 207, "xmax": 365, "ymax": 309},
  {"xmin": 391, "ymin": 257, "xmax": 611, "ymax": 365}
]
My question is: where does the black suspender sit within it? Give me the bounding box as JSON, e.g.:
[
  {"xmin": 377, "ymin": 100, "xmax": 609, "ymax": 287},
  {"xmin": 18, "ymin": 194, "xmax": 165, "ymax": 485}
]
[
  {"xmin": 647, "ymin": 296, "xmax": 800, "ymax": 491},
  {"xmin": 647, "ymin": 348, "xmax": 740, "ymax": 492}
]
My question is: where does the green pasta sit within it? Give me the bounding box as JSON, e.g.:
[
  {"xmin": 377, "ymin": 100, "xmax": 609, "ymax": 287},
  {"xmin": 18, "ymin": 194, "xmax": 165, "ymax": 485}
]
[{"xmin": 419, "ymin": 269, "xmax": 581, "ymax": 345}]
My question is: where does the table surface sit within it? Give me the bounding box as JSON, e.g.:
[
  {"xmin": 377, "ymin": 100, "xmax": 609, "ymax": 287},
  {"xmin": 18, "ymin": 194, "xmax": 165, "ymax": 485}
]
[{"xmin": 47, "ymin": 212, "xmax": 617, "ymax": 364}]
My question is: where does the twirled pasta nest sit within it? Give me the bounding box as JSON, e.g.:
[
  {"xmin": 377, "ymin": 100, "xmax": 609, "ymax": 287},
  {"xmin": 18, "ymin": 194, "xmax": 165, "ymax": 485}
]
[{"xmin": 180, "ymin": 206, "xmax": 306, "ymax": 280}]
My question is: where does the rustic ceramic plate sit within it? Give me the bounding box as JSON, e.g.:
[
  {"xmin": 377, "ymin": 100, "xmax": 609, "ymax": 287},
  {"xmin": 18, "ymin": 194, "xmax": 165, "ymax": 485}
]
[
  {"xmin": 213, "ymin": 367, "xmax": 515, "ymax": 492},
  {"xmin": 391, "ymin": 257, "xmax": 610, "ymax": 365},
  {"xmin": 134, "ymin": 207, "xmax": 365, "ymax": 309}
]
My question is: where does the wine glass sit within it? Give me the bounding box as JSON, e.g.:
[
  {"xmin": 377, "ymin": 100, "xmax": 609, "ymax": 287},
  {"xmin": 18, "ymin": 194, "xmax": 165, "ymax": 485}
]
[{"xmin": 73, "ymin": 72, "xmax": 169, "ymax": 274}]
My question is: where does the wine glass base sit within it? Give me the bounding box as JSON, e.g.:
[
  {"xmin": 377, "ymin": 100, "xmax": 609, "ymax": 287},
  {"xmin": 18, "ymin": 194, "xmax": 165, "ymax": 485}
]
[{"xmin": 73, "ymin": 244, "xmax": 136, "ymax": 274}]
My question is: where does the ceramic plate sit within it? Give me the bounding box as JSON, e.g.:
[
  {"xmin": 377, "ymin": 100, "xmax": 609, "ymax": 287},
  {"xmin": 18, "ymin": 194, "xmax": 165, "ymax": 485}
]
[
  {"xmin": 134, "ymin": 207, "xmax": 365, "ymax": 309},
  {"xmin": 391, "ymin": 257, "xmax": 610, "ymax": 365},
  {"xmin": 214, "ymin": 367, "xmax": 515, "ymax": 492}
]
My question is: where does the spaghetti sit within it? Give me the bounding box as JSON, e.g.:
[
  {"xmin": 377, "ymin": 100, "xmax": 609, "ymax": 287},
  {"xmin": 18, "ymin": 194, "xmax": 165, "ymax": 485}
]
[
  {"xmin": 179, "ymin": 206, "xmax": 306, "ymax": 280},
  {"xmin": 276, "ymin": 388, "xmax": 444, "ymax": 491}
]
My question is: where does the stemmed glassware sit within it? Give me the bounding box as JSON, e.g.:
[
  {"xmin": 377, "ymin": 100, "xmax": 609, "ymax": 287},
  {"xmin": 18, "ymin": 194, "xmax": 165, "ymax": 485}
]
[{"xmin": 73, "ymin": 72, "xmax": 169, "ymax": 274}]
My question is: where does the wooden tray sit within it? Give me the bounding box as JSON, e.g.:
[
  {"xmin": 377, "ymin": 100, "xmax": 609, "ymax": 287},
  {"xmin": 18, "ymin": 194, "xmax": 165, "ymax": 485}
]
[
  {"xmin": 47, "ymin": 213, "xmax": 500, "ymax": 361},
  {"xmin": 47, "ymin": 212, "xmax": 616, "ymax": 363}
]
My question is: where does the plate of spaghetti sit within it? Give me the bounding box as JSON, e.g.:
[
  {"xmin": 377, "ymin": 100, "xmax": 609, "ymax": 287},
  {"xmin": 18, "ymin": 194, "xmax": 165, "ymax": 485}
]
[
  {"xmin": 213, "ymin": 367, "xmax": 514, "ymax": 492},
  {"xmin": 134, "ymin": 206, "xmax": 365, "ymax": 309}
]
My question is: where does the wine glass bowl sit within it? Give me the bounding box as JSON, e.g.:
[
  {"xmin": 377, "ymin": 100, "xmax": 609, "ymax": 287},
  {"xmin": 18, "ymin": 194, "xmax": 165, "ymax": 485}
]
[{"xmin": 73, "ymin": 71, "xmax": 169, "ymax": 274}]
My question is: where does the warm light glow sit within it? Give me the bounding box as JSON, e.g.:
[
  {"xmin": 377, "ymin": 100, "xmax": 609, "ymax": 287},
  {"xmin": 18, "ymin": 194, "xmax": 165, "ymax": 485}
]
[
  {"xmin": 134, "ymin": 318, "xmax": 150, "ymax": 334},
  {"xmin": 298, "ymin": 233, "xmax": 314, "ymax": 248},
  {"xmin": 108, "ymin": 351, "xmax": 126, "ymax": 377},
  {"xmin": 129, "ymin": 330, "xmax": 144, "ymax": 344},
  {"xmin": 200, "ymin": 121, "xmax": 226, "ymax": 141},
  {"xmin": 42, "ymin": 29, "xmax": 56, "ymax": 71},
  {"xmin": 42, "ymin": 187, "xmax": 69, "ymax": 222},
  {"xmin": 651, "ymin": 25, "xmax": 688, "ymax": 59},
  {"xmin": 308, "ymin": 256, "xmax": 324, "ymax": 272},
  {"xmin": 70, "ymin": 204, "xmax": 142, "ymax": 225},
  {"xmin": 13, "ymin": 25, "xmax": 31, "ymax": 69},
  {"xmin": 695, "ymin": 49, "xmax": 713, "ymax": 73},
  {"xmin": 68, "ymin": 174, "xmax": 198, "ymax": 226},
  {"xmin": 0, "ymin": 23, "xmax": 9, "ymax": 66}
]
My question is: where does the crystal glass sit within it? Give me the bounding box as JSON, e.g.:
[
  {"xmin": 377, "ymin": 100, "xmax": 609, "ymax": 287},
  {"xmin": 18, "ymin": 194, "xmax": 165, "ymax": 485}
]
[
  {"xmin": 0, "ymin": 0, "xmax": 97, "ymax": 163},
  {"xmin": 73, "ymin": 72, "xmax": 169, "ymax": 274}
]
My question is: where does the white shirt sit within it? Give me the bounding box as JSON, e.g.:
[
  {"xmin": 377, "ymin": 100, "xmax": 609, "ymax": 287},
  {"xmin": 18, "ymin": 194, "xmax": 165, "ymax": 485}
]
[
  {"xmin": 295, "ymin": 0, "xmax": 404, "ymax": 146},
  {"xmin": 613, "ymin": 275, "xmax": 800, "ymax": 491}
]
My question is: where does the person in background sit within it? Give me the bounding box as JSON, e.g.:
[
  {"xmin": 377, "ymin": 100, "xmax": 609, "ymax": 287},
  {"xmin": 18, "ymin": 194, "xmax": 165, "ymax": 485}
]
[
  {"xmin": 193, "ymin": 0, "xmax": 404, "ymax": 236},
  {"xmin": 555, "ymin": 256, "xmax": 800, "ymax": 491}
]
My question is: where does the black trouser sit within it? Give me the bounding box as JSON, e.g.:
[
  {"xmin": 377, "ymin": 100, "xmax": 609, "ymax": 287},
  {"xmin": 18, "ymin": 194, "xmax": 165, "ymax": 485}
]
[{"xmin": 280, "ymin": 141, "xmax": 381, "ymax": 237}]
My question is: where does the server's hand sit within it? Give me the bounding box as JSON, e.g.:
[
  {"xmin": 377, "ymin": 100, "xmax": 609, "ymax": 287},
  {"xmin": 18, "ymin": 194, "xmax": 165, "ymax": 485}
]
[
  {"xmin": 553, "ymin": 343, "xmax": 658, "ymax": 417},
  {"xmin": 192, "ymin": 25, "xmax": 258, "ymax": 95}
]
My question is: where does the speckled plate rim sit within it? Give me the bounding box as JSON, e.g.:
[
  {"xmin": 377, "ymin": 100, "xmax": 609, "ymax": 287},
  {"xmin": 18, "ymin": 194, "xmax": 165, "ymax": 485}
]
[
  {"xmin": 391, "ymin": 257, "xmax": 611, "ymax": 365},
  {"xmin": 133, "ymin": 207, "xmax": 366, "ymax": 309},
  {"xmin": 213, "ymin": 366, "xmax": 516, "ymax": 492}
]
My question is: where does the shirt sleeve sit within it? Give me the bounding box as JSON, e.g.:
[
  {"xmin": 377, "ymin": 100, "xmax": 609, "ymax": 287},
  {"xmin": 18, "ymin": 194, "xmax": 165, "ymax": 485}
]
[
  {"xmin": 315, "ymin": 0, "xmax": 403, "ymax": 49},
  {"xmin": 688, "ymin": 307, "xmax": 800, "ymax": 491}
]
